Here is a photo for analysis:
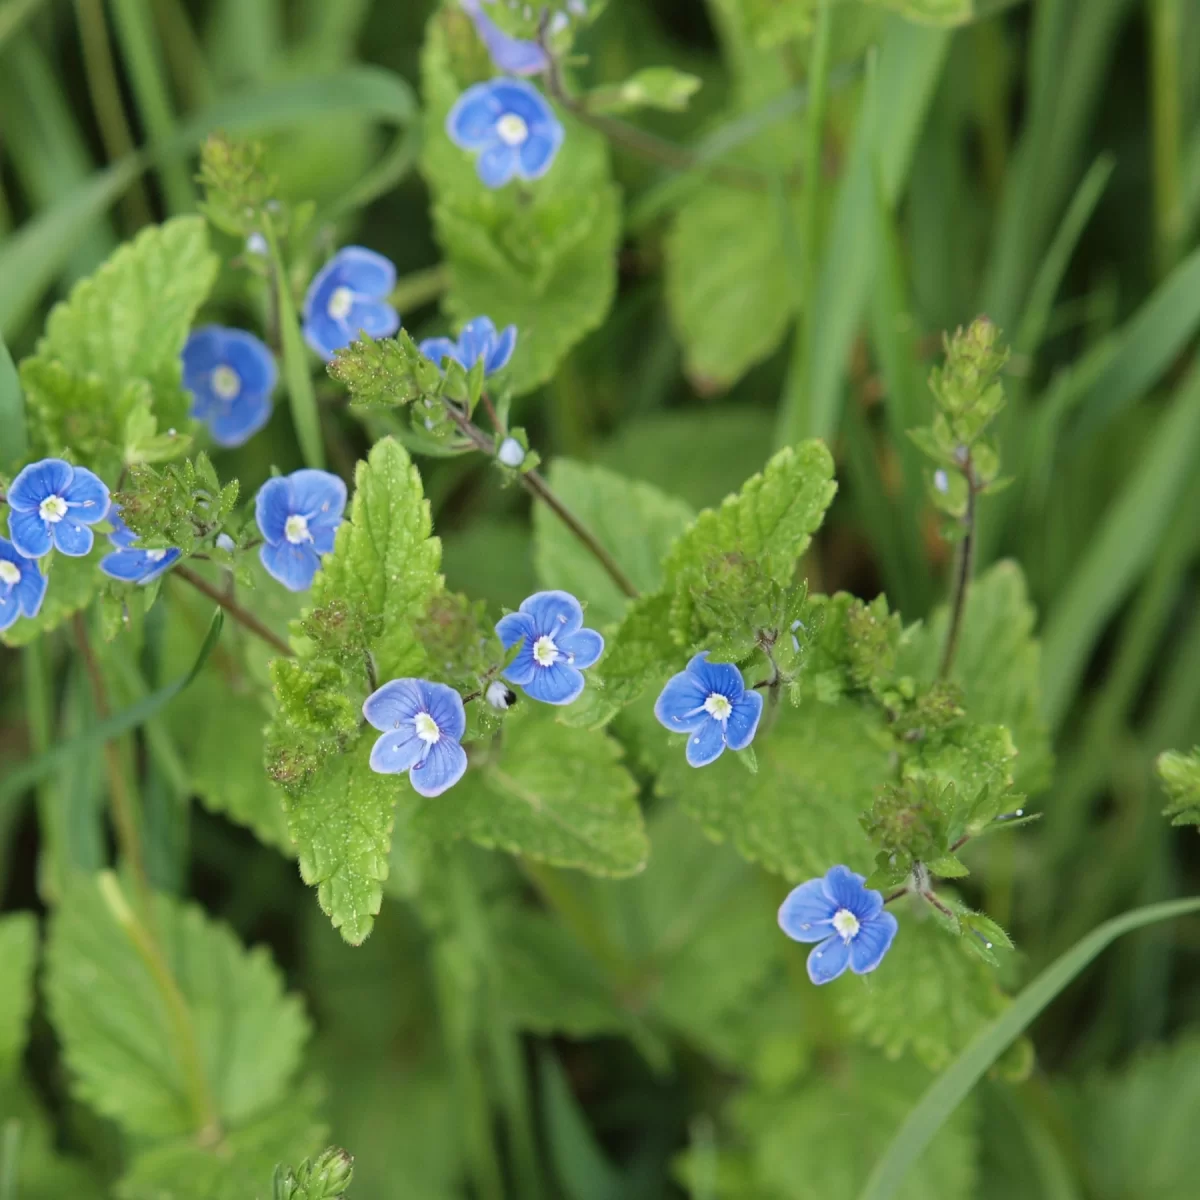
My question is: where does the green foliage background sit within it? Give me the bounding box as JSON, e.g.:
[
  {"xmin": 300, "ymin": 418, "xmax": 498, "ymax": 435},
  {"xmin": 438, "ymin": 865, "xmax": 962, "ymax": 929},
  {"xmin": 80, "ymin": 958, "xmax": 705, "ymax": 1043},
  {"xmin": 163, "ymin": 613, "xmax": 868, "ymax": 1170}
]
[{"xmin": 2, "ymin": 0, "xmax": 1200, "ymax": 1197}]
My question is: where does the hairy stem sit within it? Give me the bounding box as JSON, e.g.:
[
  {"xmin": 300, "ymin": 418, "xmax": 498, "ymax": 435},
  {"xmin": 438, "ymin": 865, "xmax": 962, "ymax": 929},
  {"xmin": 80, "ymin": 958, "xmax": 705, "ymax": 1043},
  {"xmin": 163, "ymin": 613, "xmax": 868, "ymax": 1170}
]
[
  {"xmin": 174, "ymin": 564, "xmax": 294, "ymax": 656},
  {"xmin": 938, "ymin": 472, "xmax": 977, "ymax": 679}
]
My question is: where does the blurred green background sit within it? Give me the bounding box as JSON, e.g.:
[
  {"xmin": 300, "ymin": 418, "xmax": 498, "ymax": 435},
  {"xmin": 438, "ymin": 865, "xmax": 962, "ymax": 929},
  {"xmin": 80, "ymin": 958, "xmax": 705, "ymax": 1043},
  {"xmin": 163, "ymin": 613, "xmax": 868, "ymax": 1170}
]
[{"xmin": 5, "ymin": 0, "xmax": 1200, "ymax": 1196}]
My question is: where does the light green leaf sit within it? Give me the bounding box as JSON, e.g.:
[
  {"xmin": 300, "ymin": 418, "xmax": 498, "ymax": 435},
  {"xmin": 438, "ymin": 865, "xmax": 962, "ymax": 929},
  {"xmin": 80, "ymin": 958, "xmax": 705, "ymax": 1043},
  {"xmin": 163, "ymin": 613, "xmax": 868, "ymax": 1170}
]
[
  {"xmin": 898, "ymin": 561, "xmax": 1052, "ymax": 795},
  {"xmin": 417, "ymin": 705, "xmax": 648, "ymax": 877},
  {"xmin": 116, "ymin": 1078, "xmax": 327, "ymax": 1200},
  {"xmin": 0, "ymin": 913, "xmax": 37, "ymax": 1076},
  {"xmin": 533, "ymin": 460, "xmax": 694, "ymax": 627},
  {"xmin": 1158, "ymin": 747, "xmax": 1200, "ymax": 828},
  {"xmin": 585, "ymin": 67, "xmax": 702, "ymax": 115},
  {"xmin": 0, "ymin": 1084, "xmax": 105, "ymax": 1200},
  {"xmin": 45, "ymin": 875, "xmax": 311, "ymax": 1138}
]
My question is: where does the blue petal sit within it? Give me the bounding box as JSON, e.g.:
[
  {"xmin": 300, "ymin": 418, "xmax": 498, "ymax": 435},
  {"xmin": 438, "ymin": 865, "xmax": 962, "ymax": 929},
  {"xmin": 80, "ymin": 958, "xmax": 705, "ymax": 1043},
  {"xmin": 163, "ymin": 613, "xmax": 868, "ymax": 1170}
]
[
  {"xmin": 501, "ymin": 638, "xmax": 539, "ymax": 688},
  {"xmin": 685, "ymin": 717, "xmax": 726, "ymax": 768},
  {"xmin": 310, "ymin": 524, "xmax": 339, "ymax": 555},
  {"xmin": 420, "ymin": 680, "xmax": 467, "ymax": 741},
  {"xmin": 208, "ymin": 389, "xmax": 272, "ymax": 448},
  {"xmin": 302, "ymin": 310, "xmax": 350, "ymax": 361},
  {"xmin": 51, "ymin": 519, "xmax": 94, "ymax": 557},
  {"xmin": 807, "ymin": 935, "xmax": 851, "ymax": 985},
  {"xmin": 654, "ymin": 668, "xmax": 711, "ymax": 734},
  {"xmin": 558, "ymin": 627, "xmax": 603, "ymax": 670},
  {"xmin": 457, "ymin": 317, "xmax": 497, "ymax": 367},
  {"xmin": 100, "ymin": 549, "xmax": 157, "ymax": 582},
  {"xmin": 686, "ymin": 651, "xmax": 745, "ymax": 701},
  {"xmin": 496, "ymin": 609, "xmax": 536, "ymax": 651},
  {"xmin": 447, "ymin": 82, "xmax": 504, "ymax": 150},
  {"xmin": 346, "ymin": 298, "xmax": 400, "ymax": 340},
  {"xmin": 221, "ymin": 328, "xmax": 277, "ymax": 397},
  {"xmin": 778, "ymin": 879, "xmax": 838, "ymax": 943},
  {"xmin": 849, "ymin": 911, "xmax": 899, "ymax": 975},
  {"xmin": 489, "ymin": 79, "xmax": 555, "ymax": 126},
  {"xmin": 62, "ymin": 466, "xmax": 110, "ymax": 522},
  {"xmin": 477, "ymin": 143, "xmax": 519, "ymax": 189},
  {"xmin": 7, "ymin": 458, "xmax": 72, "ymax": 511},
  {"xmin": 519, "ymin": 589, "xmax": 583, "ymax": 637},
  {"xmin": 106, "ymin": 507, "xmax": 138, "ymax": 549},
  {"xmin": 255, "ymin": 477, "xmax": 293, "ymax": 544},
  {"xmin": 410, "ymin": 738, "xmax": 468, "ymax": 797},
  {"xmin": 368, "ymin": 728, "xmax": 426, "ymax": 775},
  {"xmin": 260, "ymin": 540, "xmax": 320, "ymax": 592},
  {"xmin": 0, "ymin": 592, "xmax": 17, "ymax": 632},
  {"xmin": 523, "ymin": 661, "xmax": 585, "ymax": 705},
  {"xmin": 517, "ymin": 129, "xmax": 562, "ymax": 180},
  {"xmin": 137, "ymin": 549, "xmax": 181, "ymax": 584},
  {"xmin": 486, "ymin": 324, "xmax": 517, "ymax": 373},
  {"xmin": 822, "ymin": 865, "xmax": 876, "ymax": 919},
  {"xmin": 419, "ymin": 337, "xmax": 463, "ymax": 370},
  {"xmin": 724, "ymin": 689, "xmax": 763, "ymax": 752},
  {"xmin": 288, "ymin": 470, "xmax": 347, "ymax": 526},
  {"xmin": 363, "ymin": 679, "xmax": 427, "ymax": 730},
  {"xmin": 7, "ymin": 509, "xmax": 51, "ymax": 559},
  {"xmin": 465, "ymin": 3, "xmax": 550, "ymax": 75},
  {"xmin": 182, "ymin": 326, "xmax": 225, "ymax": 378},
  {"xmin": 16, "ymin": 562, "xmax": 46, "ymax": 618}
]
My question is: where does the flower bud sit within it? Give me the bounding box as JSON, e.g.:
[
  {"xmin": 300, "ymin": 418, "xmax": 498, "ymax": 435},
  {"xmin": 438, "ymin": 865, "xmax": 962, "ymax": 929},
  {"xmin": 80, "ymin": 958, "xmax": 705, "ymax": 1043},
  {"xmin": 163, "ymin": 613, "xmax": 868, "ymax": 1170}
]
[
  {"xmin": 486, "ymin": 680, "xmax": 517, "ymax": 710},
  {"xmin": 498, "ymin": 437, "xmax": 526, "ymax": 468}
]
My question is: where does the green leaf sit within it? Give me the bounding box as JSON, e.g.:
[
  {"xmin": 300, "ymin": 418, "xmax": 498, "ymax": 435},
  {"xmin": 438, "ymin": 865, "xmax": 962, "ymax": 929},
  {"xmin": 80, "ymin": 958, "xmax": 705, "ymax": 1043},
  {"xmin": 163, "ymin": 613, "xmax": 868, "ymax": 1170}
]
[
  {"xmin": 272, "ymin": 1145, "xmax": 355, "ymax": 1200},
  {"xmin": 834, "ymin": 909, "xmax": 1008, "ymax": 1071},
  {"xmin": 22, "ymin": 216, "xmax": 218, "ymax": 451},
  {"xmin": 585, "ymin": 66, "xmax": 702, "ymax": 115},
  {"xmin": 533, "ymin": 460, "xmax": 694, "ymax": 627},
  {"xmin": 859, "ymin": 895, "xmax": 1200, "ymax": 1200},
  {"xmin": 898, "ymin": 561, "xmax": 1052, "ymax": 795},
  {"xmin": 0, "ymin": 331, "xmax": 26, "ymax": 474},
  {"xmin": 0, "ymin": 914, "xmax": 37, "ymax": 1076},
  {"xmin": 0, "ymin": 1084, "xmax": 105, "ymax": 1200},
  {"xmin": 44, "ymin": 874, "xmax": 311, "ymax": 1139},
  {"xmin": 1157, "ymin": 747, "xmax": 1200, "ymax": 828},
  {"xmin": 420, "ymin": 12, "xmax": 620, "ymax": 395},
  {"xmin": 117, "ymin": 1078, "xmax": 327, "ymax": 1200},
  {"xmin": 419, "ymin": 705, "xmax": 648, "ymax": 876}
]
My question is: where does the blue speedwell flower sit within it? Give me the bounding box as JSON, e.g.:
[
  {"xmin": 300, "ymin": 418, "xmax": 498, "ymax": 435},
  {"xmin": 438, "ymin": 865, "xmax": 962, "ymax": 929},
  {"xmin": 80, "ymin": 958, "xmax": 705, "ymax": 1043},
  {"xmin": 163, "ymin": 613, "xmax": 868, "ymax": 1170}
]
[
  {"xmin": 6, "ymin": 458, "xmax": 109, "ymax": 559},
  {"xmin": 778, "ymin": 865, "xmax": 899, "ymax": 985},
  {"xmin": 496, "ymin": 590, "xmax": 603, "ymax": 705},
  {"xmin": 364, "ymin": 678, "xmax": 468, "ymax": 798},
  {"xmin": 461, "ymin": 0, "xmax": 550, "ymax": 75},
  {"xmin": 0, "ymin": 537, "xmax": 47, "ymax": 632},
  {"xmin": 99, "ymin": 508, "xmax": 181, "ymax": 586},
  {"xmin": 182, "ymin": 326, "xmax": 277, "ymax": 448},
  {"xmin": 419, "ymin": 316, "xmax": 517, "ymax": 377},
  {"xmin": 302, "ymin": 246, "xmax": 400, "ymax": 362},
  {"xmin": 447, "ymin": 79, "xmax": 564, "ymax": 188},
  {"xmin": 654, "ymin": 651, "xmax": 763, "ymax": 768},
  {"xmin": 255, "ymin": 469, "xmax": 347, "ymax": 592}
]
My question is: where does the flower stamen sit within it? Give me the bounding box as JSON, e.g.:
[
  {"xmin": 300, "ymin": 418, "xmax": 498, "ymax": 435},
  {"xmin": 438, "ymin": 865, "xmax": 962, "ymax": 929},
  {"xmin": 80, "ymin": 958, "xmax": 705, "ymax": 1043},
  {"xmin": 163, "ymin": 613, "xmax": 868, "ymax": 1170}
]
[
  {"xmin": 0, "ymin": 561, "xmax": 20, "ymax": 587},
  {"xmin": 532, "ymin": 634, "xmax": 558, "ymax": 668},
  {"xmin": 39, "ymin": 495, "xmax": 68, "ymax": 523},
  {"xmin": 327, "ymin": 286, "xmax": 355, "ymax": 321},
  {"xmin": 414, "ymin": 711, "xmax": 441, "ymax": 745},
  {"xmin": 284, "ymin": 514, "xmax": 311, "ymax": 544},
  {"xmin": 211, "ymin": 364, "xmax": 241, "ymax": 400},
  {"xmin": 832, "ymin": 909, "xmax": 860, "ymax": 941},
  {"xmin": 703, "ymin": 692, "xmax": 732, "ymax": 721},
  {"xmin": 495, "ymin": 113, "xmax": 529, "ymax": 146}
]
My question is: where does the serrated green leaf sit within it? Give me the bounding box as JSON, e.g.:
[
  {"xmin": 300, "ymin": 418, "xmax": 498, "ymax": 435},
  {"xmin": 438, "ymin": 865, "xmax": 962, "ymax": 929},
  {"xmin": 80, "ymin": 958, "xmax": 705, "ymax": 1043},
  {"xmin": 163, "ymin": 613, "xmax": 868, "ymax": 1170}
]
[
  {"xmin": 420, "ymin": 12, "xmax": 620, "ymax": 394},
  {"xmin": 533, "ymin": 460, "xmax": 694, "ymax": 627},
  {"xmin": 0, "ymin": 913, "xmax": 37, "ymax": 1076},
  {"xmin": 418, "ymin": 705, "xmax": 648, "ymax": 876},
  {"xmin": 659, "ymin": 700, "xmax": 890, "ymax": 881},
  {"xmin": 116, "ymin": 1078, "xmax": 327, "ymax": 1200},
  {"xmin": 0, "ymin": 545, "xmax": 105, "ymax": 647},
  {"xmin": 45, "ymin": 875, "xmax": 311, "ymax": 1138},
  {"xmin": 834, "ymin": 908, "xmax": 1007, "ymax": 1071}
]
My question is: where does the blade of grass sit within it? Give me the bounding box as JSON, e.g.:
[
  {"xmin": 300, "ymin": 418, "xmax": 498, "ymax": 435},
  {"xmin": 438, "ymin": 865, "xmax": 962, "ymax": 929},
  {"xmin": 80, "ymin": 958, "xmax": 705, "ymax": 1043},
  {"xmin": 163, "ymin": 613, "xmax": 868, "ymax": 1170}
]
[
  {"xmin": 0, "ymin": 609, "xmax": 222, "ymax": 809},
  {"xmin": 1040, "ymin": 360, "xmax": 1200, "ymax": 731},
  {"xmin": 859, "ymin": 894, "xmax": 1200, "ymax": 1200},
  {"xmin": 0, "ymin": 331, "xmax": 24, "ymax": 473},
  {"xmin": 539, "ymin": 1048, "xmax": 626, "ymax": 1200},
  {"xmin": 0, "ymin": 0, "xmax": 45, "ymax": 48},
  {"xmin": 1149, "ymin": 0, "xmax": 1186, "ymax": 275}
]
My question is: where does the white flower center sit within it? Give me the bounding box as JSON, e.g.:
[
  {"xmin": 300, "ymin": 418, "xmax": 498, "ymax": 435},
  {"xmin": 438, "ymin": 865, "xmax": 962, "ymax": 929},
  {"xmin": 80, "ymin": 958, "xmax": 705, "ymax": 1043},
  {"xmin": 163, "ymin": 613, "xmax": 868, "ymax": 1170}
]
[
  {"xmin": 414, "ymin": 711, "xmax": 441, "ymax": 744},
  {"xmin": 0, "ymin": 561, "xmax": 20, "ymax": 587},
  {"xmin": 39, "ymin": 494, "xmax": 68, "ymax": 523},
  {"xmin": 832, "ymin": 909, "xmax": 860, "ymax": 941},
  {"xmin": 703, "ymin": 692, "xmax": 732, "ymax": 721},
  {"xmin": 496, "ymin": 113, "xmax": 529, "ymax": 146},
  {"xmin": 532, "ymin": 634, "xmax": 559, "ymax": 667},
  {"xmin": 211, "ymin": 365, "xmax": 241, "ymax": 400},
  {"xmin": 284, "ymin": 514, "xmax": 311, "ymax": 544},
  {"xmin": 145, "ymin": 549, "xmax": 168, "ymax": 563},
  {"xmin": 328, "ymin": 286, "xmax": 355, "ymax": 320}
]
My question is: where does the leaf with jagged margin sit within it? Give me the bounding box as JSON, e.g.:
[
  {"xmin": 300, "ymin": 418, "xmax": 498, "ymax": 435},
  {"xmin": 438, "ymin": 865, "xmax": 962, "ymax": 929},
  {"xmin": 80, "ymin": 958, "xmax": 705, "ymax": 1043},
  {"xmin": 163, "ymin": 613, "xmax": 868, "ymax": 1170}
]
[
  {"xmin": 898, "ymin": 561, "xmax": 1052, "ymax": 795},
  {"xmin": 420, "ymin": 9, "xmax": 620, "ymax": 395},
  {"xmin": 0, "ymin": 913, "xmax": 37, "ymax": 1076},
  {"xmin": 533, "ymin": 459, "xmax": 694, "ymax": 627},
  {"xmin": 416, "ymin": 705, "xmax": 648, "ymax": 877},
  {"xmin": 44, "ymin": 875, "xmax": 311, "ymax": 1138}
]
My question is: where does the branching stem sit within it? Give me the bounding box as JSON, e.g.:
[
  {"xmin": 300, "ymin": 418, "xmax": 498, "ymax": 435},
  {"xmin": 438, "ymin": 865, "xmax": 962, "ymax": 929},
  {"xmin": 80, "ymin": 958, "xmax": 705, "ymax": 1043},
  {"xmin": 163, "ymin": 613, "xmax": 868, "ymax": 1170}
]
[{"xmin": 938, "ymin": 463, "xmax": 978, "ymax": 680}]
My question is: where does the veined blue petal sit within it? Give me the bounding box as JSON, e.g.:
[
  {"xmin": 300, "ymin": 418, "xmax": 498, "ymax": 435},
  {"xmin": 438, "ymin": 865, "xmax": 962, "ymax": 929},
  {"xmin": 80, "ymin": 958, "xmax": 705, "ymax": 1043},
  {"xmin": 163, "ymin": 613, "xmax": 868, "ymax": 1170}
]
[
  {"xmin": 363, "ymin": 679, "xmax": 427, "ymax": 730},
  {"xmin": 260, "ymin": 540, "xmax": 320, "ymax": 592},
  {"xmin": 486, "ymin": 324, "xmax": 518, "ymax": 373},
  {"xmin": 501, "ymin": 638, "xmax": 539, "ymax": 687},
  {"xmin": 369, "ymin": 728, "xmax": 426, "ymax": 775},
  {"xmin": 447, "ymin": 82, "xmax": 504, "ymax": 149},
  {"xmin": 558, "ymin": 627, "xmax": 603, "ymax": 669},
  {"xmin": 477, "ymin": 142, "xmax": 520, "ymax": 189},
  {"xmin": 419, "ymin": 337, "xmax": 464, "ymax": 370},
  {"xmin": 519, "ymin": 589, "xmax": 584, "ymax": 637},
  {"xmin": 822, "ymin": 865, "xmax": 874, "ymax": 918},
  {"xmin": 0, "ymin": 592, "xmax": 18, "ymax": 632},
  {"xmin": 303, "ymin": 310, "xmax": 351, "ymax": 361},
  {"xmin": 51, "ymin": 519, "xmax": 94, "ymax": 557},
  {"xmin": 778, "ymin": 879, "xmax": 838, "ymax": 943},
  {"xmin": 457, "ymin": 317, "xmax": 497, "ymax": 367},
  {"xmin": 685, "ymin": 718, "xmax": 726, "ymax": 768},
  {"xmin": 62, "ymin": 467, "xmax": 109, "ymax": 522},
  {"xmin": 8, "ymin": 458, "xmax": 72, "ymax": 511},
  {"xmin": 686, "ymin": 651, "xmax": 745, "ymax": 701},
  {"xmin": 495, "ymin": 609, "xmax": 536, "ymax": 651},
  {"xmin": 807, "ymin": 934, "xmax": 851, "ymax": 985},
  {"xmin": 221, "ymin": 328, "xmax": 277, "ymax": 396},
  {"xmin": 7, "ymin": 509, "xmax": 51, "ymax": 559},
  {"xmin": 654, "ymin": 668, "xmax": 711, "ymax": 734},
  {"xmin": 521, "ymin": 661, "xmax": 584, "ymax": 705},
  {"xmin": 410, "ymin": 738, "xmax": 468, "ymax": 797},
  {"xmin": 106, "ymin": 508, "xmax": 138, "ymax": 549},
  {"xmin": 849, "ymin": 911, "xmax": 899, "ymax": 975},
  {"xmin": 517, "ymin": 130, "xmax": 561, "ymax": 180},
  {"xmin": 724, "ymin": 689, "xmax": 763, "ymax": 751},
  {"xmin": 16, "ymin": 562, "xmax": 46, "ymax": 617},
  {"xmin": 255, "ymin": 477, "xmax": 293, "ymax": 544},
  {"xmin": 419, "ymin": 680, "xmax": 468, "ymax": 741},
  {"xmin": 288, "ymin": 470, "xmax": 347, "ymax": 526},
  {"xmin": 208, "ymin": 389, "xmax": 272, "ymax": 448},
  {"xmin": 347, "ymin": 297, "xmax": 400, "ymax": 340}
]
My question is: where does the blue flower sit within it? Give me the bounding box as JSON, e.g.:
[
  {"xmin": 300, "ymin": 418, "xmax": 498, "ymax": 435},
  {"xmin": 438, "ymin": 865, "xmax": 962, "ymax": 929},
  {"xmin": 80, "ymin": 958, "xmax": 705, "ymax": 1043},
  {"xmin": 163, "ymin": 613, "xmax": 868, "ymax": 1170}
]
[
  {"xmin": 447, "ymin": 79, "xmax": 564, "ymax": 188},
  {"xmin": 255, "ymin": 469, "xmax": 347, "ymax": 592},
  {"xmin": 6, "ymin": 458, "xmax": 110, "ymax": 559},
  {"xmin": 0, "ymin": 537, "xmax": 47, "ymax": 632},
  {"xmin": 302, "ymin": 246, "xmax": 400, "ymax": 362},
  {"xmin": 363, "ymin": 678, "xmax": 469, "ymax": 797},
  {"xmin": 496, "ymin": 590, "xmax": 603, "ymax": 705},
  {"xmin": 778, "ymin": 866, "xmax": 899, "ymax": 985},
  {"xmin": 460, "ymin": 0, "xmax": 550, "ymax": 76},
  {"xmin": 182, "ymin": 325, "xmax": 277, "ymax": 448},
  {"xmin": 653, "ymin": 651, "xmax": 763, "ymax": 768},
  {"xmin": 98, "ymin": 508, "xmax": 181, "ymax": 585},
  {"xmin": 419, "ymin": 316, "xmax": 517, "ymax": 376}
]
